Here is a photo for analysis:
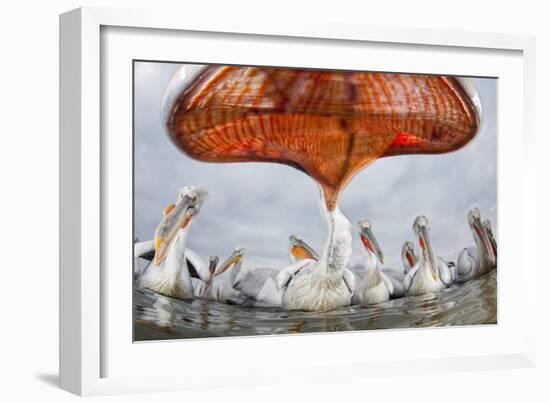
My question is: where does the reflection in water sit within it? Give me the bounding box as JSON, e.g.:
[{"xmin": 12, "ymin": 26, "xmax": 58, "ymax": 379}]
[{"xmin": 134, "ymin": 271, "xmax": 497, "ymax": 341}]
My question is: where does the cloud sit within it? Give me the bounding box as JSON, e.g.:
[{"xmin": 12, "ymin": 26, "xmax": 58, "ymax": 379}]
[{"xmin": 134, "ymin": 62, "xmax": 497, "ymax": 271}]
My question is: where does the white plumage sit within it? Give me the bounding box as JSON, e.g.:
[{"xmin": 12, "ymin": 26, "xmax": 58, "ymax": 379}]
[
  {"xmin": 138, "ymin": 228, "xmax": 200, "ymax": 299},
  {"xmin": 456, "ymin": 208, "xmax": 497, "ymax": 283},
  {"xmin": 280, "ymin": 195, "xmax": 353, "ymax": 312},
  {"xmin": 135, "ymin": 186, "xmax": 210, "ymax": 299},
  {"xmin": 193, "ymin": 248, "xmax": 245, "ymax": 304},
  {"xmin": 352, "ymin": 219, "xmax": 404, "ymax": 305},
  {"xmin": 404, "ymin": 215, "xmax": 456, "ymax": 296}
]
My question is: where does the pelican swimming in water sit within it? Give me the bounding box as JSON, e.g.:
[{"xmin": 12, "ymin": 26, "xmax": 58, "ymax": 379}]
[
  {"xmin": 456, "ymin": 208, "xmax": 497, "ymax": 282},
  {"xmin": 401, "ymin": 241, "xmax": 418, "ymax": 275},
  {"xmin": 232, "ymin": 233, "xmax": 337, "ymax": 307},
  {"xmin": 404, "ymin": 215, "xmax": 456, "ymax": 296},
  {"xmin": 193, "ymin": 256, "xmax": 219, "ymax": 300},
  {"xmin": 136, "ymin": 186, "xmax": 210, "ymax": 299},
  {"xmin": 193, "ymin": 248, "xmax": 245, "ymax": 304},
  {"xmin": 352, "ymin": 220, "xmax": 405, "ymax": 305},
  {"xmin": 277, "ymin": 189, "xmax": 355, "ymax": 311}
]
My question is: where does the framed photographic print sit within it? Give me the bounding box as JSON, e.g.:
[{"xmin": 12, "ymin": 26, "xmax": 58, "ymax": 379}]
[
  {"xmin": 60, "ymin": 7, "xmax": 537, "ymax": 396},
  {"xmin": 133, "ymin": 61, "xmax": 495, "ymax": 341}
]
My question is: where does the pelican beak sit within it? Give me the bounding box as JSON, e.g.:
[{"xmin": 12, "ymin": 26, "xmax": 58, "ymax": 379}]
[
  {"xmin": 153, "ymin": 236, "xmax": 165, "ymax": 265},
  {"xmin": 360, "ymin": 226, "xmax": 384, "ymax": 265},
  {"xmin": 473, "ymin": 218, "xmax": 496, "ymax": 266},
  {"xmin": 215, "ymin": 249, "xmax": 243, "ymax": 276},
  {"xmin": 417, "ymin": 226, "xmax": 438, "ymax": 281},
  {"xmin": 486, "ymin": 230, "xmax": 497, "ymax": 262},
  {"xmin": 290, "ymin": 235, "xmax": 319, "ymax": 261},
  {"xmin": 152, "ymin": 196, "xmax": 196, "ymax": 265}
]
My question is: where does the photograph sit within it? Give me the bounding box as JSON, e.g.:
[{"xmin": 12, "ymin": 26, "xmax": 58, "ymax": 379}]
[{"xmin": 132, "ymin": 62, "xmax": 497, "ymax": 341}]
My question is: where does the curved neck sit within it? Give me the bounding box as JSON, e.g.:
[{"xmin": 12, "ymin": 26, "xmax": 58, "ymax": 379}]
[
  {"xmin": 361, "ymin": 244, "xmax": 379, "ymax": 271},
  {"xmin": 162, "ymin": 228, "xmax": 190, "ymax": 278},
  {"xmin": 320, "ymin": 199, "xmax": 352, "ymax": 274}
]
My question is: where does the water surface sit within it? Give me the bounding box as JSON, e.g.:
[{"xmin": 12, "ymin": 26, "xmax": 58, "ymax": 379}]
[{"xmin": 134, "ymin": 270, "xmax": 496, "ymax": 341}]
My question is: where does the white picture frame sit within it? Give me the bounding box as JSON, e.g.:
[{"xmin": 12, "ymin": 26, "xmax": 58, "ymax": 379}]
[{"xmin": 59, "ymin": 7, "xmax": 537, "ymax": 396}]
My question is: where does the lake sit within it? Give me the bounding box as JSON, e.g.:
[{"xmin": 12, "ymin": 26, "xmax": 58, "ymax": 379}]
[{"xmin": 134, "ymin": 270, "xmax": 496, "ymax": 341}]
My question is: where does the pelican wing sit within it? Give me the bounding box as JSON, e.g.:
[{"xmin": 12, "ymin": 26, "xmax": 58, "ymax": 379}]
[
  {"xmin": 276, "ymin": 259, "xmax": 312, "ymax": 289},
  {"xmin": 438, "ymin": 258, "xmax": 456, "ymax": 286},
  {"xmin": 380, "ymin": 268, "xmax": 406, "ymax": 298},
  {"xmin": 134, "ymin": 240, "xmax": 155, "ymax": 278},
  {"xmin": 379, "ymin": 272, "xmax": 395, "ymax": 296},
  {"xmin": 134, "ymin": 239, "xmax": 210, "ymax": 283},
  {"xmin": 403, "ymin": 263, "xmax": 420, "ymax": 293},
  {"xmin": 234, "ymin": 266, "xmax": 280, "ymax": 300},
  {"xmin": 134, "ymin": 240, "xmax": 155, "ymax": 260},
  {"xmin": 349, "ymin": 264, "xmax": 366, "ymax": 281},
  {"xmin": 456, "ymin": 247, "xmax": 478, "ymax": 283},
  {"xmin": 255, "ymin": 276, "xmax": 284, "ymax": 307},
  {"xmin": 343, "ymin": 269, "xmax": 357, "ymax": 293},
  {"xmin": 181, "ymin": 248, "xmax": 210, "ymax": 283}
]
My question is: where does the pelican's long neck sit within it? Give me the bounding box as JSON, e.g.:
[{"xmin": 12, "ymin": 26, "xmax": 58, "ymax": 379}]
[
  {"xmin": 162, "ymin": 227, "xmax": 190, "ymax": 279},
  {"xmin": 360, "ymin": 244, "xmax": 379, "ymax": 271},
  {"xmin": 320, "ymin": 201, "xmax": 352, "ymax": 275}
]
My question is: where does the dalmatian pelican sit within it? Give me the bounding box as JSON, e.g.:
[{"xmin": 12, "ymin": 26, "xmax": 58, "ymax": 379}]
[
  {"xmin": 456, "ymin": 208, "xmax": 497, "ymax": 282},
  {"xmin": 352, "ymin": 220, "xmax": 405, "ymax": 305},
  {"xmin": 193, "ymin": 248, "xmax": 245, "ymax": 303},
  {"xmin": 231, "ymin": 232, "xmax": 347, "ymax": 308},
  {"xmin": 404, "ymin": 215, "xmax": 456, "ymax": 296},
  {"xmin": 136, "ymin": 186, "xmax": 210, "ymax": 299},
  {"xmin": 192, "ymin": 256, "xmax": 219, "ymax": 300},
  {"xmin": 274, "ymin": 189, "xmax": 356, "ymax": 311}
]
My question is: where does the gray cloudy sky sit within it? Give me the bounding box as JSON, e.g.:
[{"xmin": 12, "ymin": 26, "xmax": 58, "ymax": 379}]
[{"xmin": 134, "ymin": 62, "xmax": 497, "ymax": 270}]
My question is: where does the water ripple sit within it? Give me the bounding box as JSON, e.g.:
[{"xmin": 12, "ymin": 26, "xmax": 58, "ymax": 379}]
[{"xmin": 134, "ymin": 271, "xmax": 496, "ymax": 341}]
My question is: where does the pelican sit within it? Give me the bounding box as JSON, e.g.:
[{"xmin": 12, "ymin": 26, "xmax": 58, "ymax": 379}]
[
  {"xmin": 401, "ymin": 241, "xmax": 418, "ymax": 275},
  {"xmin": 352, "ymin": 220, "xmax": 405, "ymax": 305},
  {"xmin": 404, "ymin": 215, "xmax": 456, "ymax": 296},
  {"xmin": 456, "ymin": 209, "xmax": 497, "ymax": 282},
  {"xmin": 278, "ymin": 189, "xmax": 355, "ymax": 311},
  {"xmin": 193, "ymin": 248, "xmax": 245, "ymax": 304},
  {"xmin": 192, "ymin": 256, "xmax": 219, "ymax": 300},
  {"xmin": 232, "ymin": 238, "xmax": 310, "ymax": 307},
  {"xmin": 136, "ymin": 186, "xmax": 210, "ymax": 299}
]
